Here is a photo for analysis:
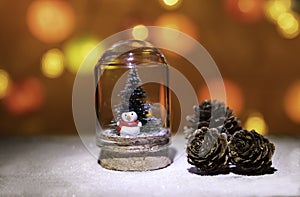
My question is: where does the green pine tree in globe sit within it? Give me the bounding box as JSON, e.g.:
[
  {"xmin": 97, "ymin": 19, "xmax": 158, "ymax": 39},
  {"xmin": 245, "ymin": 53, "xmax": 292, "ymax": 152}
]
[
  {"xmin": 113, "ymin": 67, "xmax": 140, "ymax": 121},
  {"xmin": 113, "ymin": 67, "xmax": 149, "ymax": 125},
  {"xmin": 111, "ymin": 67, "xmax": 162, "ymax": 134},
  {"xmin": 129, "ymin": 86, "xmax": 150, "ymax": 125}
]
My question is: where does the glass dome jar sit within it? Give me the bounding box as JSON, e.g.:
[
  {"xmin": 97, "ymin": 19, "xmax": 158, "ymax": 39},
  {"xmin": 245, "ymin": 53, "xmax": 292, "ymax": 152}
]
[{"xmin": 94, "ymin": 40, "xmax": 171, "ymax": 171}]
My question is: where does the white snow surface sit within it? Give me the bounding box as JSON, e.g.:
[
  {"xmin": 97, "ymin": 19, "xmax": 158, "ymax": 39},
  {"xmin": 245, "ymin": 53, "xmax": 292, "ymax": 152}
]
[{"xmin": 0, "ymin": 135, "xmax": 299, "ymax": 197}]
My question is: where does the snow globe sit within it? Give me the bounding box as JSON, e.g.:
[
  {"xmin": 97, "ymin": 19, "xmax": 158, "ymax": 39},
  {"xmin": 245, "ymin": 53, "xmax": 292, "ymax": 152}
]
[{"xmin": 95, "ymin": 40, "xmax": 171, "ymax": 171}]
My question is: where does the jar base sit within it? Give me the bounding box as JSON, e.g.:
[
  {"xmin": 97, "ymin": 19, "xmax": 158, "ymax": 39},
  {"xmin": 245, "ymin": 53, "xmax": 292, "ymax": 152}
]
[{"xmin": 98, "ymin": 147, "xmax": 171, "ymax": 171}]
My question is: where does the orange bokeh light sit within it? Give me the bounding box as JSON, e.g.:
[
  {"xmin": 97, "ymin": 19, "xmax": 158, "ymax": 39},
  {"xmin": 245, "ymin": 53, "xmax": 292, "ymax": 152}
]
[
  {"xmin": 155, "ymin": 13, "xmax": 198, "ymax": 39},
  {"xmin": 154, "ymin": 13, "xmax": 198, "ymax": 55},
  {"xmin": 224, "ymin": 0, "xmax": 263, "ymax": 23},
  {"xmin": 198, "ymin": 79, "xmax": 244, "ymax": 114},
  {"xmin": 27, "ymin": 0, "xmax": 75, "ymax": 43},
  {"xmin": 4, "ymin": 77, "xmax": 45, "ymax": 115},
  {"xmin": 284, "ymin": 80, "xmax": 300, "ymax": 123}
]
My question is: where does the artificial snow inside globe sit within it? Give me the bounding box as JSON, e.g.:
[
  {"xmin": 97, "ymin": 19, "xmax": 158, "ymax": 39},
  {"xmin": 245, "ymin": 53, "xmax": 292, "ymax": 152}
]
[{"xmin": 95, "ymin": 40, "xmax": 171, "ymax": 171}]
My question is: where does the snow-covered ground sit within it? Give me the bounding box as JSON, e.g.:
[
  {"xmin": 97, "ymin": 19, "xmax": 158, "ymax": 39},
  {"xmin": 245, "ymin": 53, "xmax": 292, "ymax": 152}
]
[{"xmin": 0, "ymin": 135, "xmax": 299, "ymax": 196}]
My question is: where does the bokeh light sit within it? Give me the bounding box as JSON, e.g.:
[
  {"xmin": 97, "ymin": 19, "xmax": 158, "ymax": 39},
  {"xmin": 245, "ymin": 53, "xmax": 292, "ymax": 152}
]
[
  {"xmin": 264, "ymin": 0, "xmax": 291, "ymax": 22},
  {"xmin": 238, "ymin": 0, "xmax": 256, "ymax": 13},
  {"xmin": 224, "ymin": 0, "xmax": 263, "ymax": 23},
  {"xmin": 132, "ymin": 25, "xmax": 149, "ymax": 40},
  {"xmin": 4, "ymin": 77, "xmax": 45, "ymax": 115},
  {"xmin": 41, "ymin": 48, "xmax": 64, "ymax": 78},
  {"xmin": 284, "ymin": 80, "xmax": 300, "ymax": 123},
  {"xmin": 198, "ymin": 79, "xmax": 244, "ymax": 114},
  {"xmin": 159, "ymin": 0, "xmax": 182, "ymax": 10},
  {"xmin": 27, "ymin": 0, "xmax": 75, "ymax": 43},
  {"xmin": 0, "ymin": 69, "xmax": 10, "ymax": 99},
  {"xmin": 244, "ymin": 112, "xmax": 268, "ymax": 135},
  {"xmin": 277, "ymin": 12, "xmax": 299, "ymax": 39},
  {"xmin": 154, "ymin": 13, "xmax": 198, "ymax": 54},
  {"xmin": 64, "ymin": 35, "xmax": 102, "ymax": 74},
  {"xmin": 155, "ymin": 13, "xmax": 198, "ymax": 39}
]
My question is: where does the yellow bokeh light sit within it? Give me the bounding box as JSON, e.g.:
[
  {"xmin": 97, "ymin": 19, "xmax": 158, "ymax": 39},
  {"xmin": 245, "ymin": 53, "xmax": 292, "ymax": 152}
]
[
  {"xmin": 159, "ymin": 0, "xmax": 182, "ymax": 10},
  {"xmin": 284, "ymin": 80, "xmax": 300, "ymax": 123},
  {"xmin": 26, "ymin": 0, "xmax": 75, "ymax": 43},
  {"xmin": 264, "ymin": 0, "xmax": 291, "ymax": 22},
  {"xmin": 41, "ymin": 48, "xmax": 64, "ymax": 78},
  {"xmin": 244, "ymin": 112, "xmax": 268, "ymax": 135},
  {"xmin": 64, "ymin": 36, "xmax": 103, "ymax": 74},
  {"xmin": 132, "ymin": 25, "xmax": 149, "ymax": 41},
  {"xmin": 163, "ymin": 0, "xmax": 179, "ymax": 6},
  {"xmin": 277, "ymin": 12, "xmax": 299, "ymax": 39},
  {"xmin": 0, "ymin": 69, "xmax": 10, "ymax": 99}
]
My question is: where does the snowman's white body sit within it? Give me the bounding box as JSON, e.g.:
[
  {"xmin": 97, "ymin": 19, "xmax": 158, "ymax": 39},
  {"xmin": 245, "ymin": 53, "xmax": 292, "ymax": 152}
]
[
  {"xmin": 120, "ymin": 126, "xmax": 140, "ymax": 136},
  {"xmin": 117, "ymin": 112, "xmax": 142, "ymax": 137}
]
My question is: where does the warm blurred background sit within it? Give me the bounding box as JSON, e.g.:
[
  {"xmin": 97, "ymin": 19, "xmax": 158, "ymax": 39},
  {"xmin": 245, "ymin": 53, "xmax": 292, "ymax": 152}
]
[{"xmin": 1, "ymin": 0, "xmax": 300, "ymax": 136}]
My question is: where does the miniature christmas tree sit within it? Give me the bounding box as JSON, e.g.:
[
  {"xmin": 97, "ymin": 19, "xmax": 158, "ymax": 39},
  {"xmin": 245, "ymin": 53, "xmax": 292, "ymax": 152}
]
[
  {"xmin": 113, "ymin": 67, "xmax": 149, "ymax": 124},
  {"xmin": 129, "ymin": 86, "xmax": 150, "ymax": 125},
  {"xmin": 112, "ymin": 67, "xmax": 162, "ymax": 134}
]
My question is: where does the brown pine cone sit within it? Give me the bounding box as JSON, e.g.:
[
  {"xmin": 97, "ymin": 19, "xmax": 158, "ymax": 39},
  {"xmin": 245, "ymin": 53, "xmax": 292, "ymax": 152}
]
[
  {"xmin": 183, "ymin": 126, "xmax": 196, "ymax": 140},
  {"xmin": 223, "ymin": 115, "xmax": 242, "ymax": 139},
  {"xmin": 224, "ymin": 115, "xmax": 242, "ymax": 135},
  {"xmin": 184, "ymin": 100, "xmax": 239, "ymax": 140},
  {"xmin": 228, "ymin": 129, "xmax": 275, "ymax": 175},
  {"xmin": 183, "ymin": 113, "xmax": 209, "ymax": 139},
  {"xmin": 198, "ymin": 100, "xmax": 233, "ymax": 128},
  {"xmin": 186, "ymin": 127, "xmax": 229, "ymax": 174}
]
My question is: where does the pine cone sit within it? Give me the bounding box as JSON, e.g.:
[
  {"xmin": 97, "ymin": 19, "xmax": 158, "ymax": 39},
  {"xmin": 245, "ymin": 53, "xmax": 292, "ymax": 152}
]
[
  {"xmin": 184, "ymin": 100, "xmax": 240, "ymax": 139},
  {"xmin": 198, "ymin": 100, "xmax": 233, "ymax": 128},
  {"xmin": 222, "ymin": 115, "xmax": 242, "ymax": 140},
  {"xmin": 224, "ymin": 115, "xmax": 242, "ymax": 135},
  {"xmin": 186, "ymin": 127, "xmax": 229, "ymax": 174},
  {"xmin": 183, "ymin": 126, "xmax": 196, "ymax": 140},
  {"xmin": 228, "ymin": 129, "xmax": 275, "ymax": 175}
]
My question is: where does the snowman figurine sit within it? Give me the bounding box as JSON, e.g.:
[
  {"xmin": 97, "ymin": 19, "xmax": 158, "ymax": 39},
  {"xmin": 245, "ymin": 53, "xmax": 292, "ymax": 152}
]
[{"xmin": 117, "ymin": 111, "xmax": 142, "ymax": 136}]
